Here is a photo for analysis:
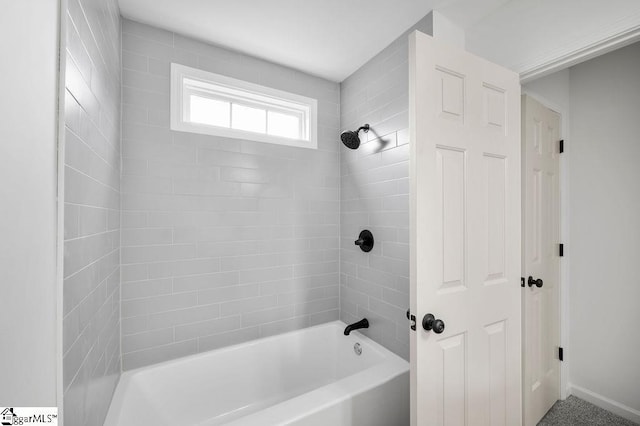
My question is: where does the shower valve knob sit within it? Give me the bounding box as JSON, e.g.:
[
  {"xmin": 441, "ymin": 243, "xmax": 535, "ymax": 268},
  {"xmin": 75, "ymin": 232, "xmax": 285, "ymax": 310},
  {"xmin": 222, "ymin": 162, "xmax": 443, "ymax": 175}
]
[{"xmin": 354, "ymin": 230, "xmax": 374, "ymax": 252}]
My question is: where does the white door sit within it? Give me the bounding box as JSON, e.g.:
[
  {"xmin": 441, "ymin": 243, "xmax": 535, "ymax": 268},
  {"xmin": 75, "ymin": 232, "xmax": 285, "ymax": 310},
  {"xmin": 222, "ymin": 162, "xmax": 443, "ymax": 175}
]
[
  {"xmin": 409, "ymin": 31, "xmax": 522, "ymax": 426},
  {"xmin": 521, "ymin": 95, "xmax": 561, "ymax": 426}
]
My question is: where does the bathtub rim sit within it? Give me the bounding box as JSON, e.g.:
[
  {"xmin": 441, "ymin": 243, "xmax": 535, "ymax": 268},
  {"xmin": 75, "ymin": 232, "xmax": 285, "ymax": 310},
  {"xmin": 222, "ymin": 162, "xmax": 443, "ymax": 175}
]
[
  {"xmin": 106, "ymin": 320, "xmax": 408, "ymax": 426},
  {"xmin": 222, "ymin": 356, "xmax": 408, "ymax": 426},
  {"xmin": 120, "ymin": 320, "xmax": 404, "ymax": 376}
]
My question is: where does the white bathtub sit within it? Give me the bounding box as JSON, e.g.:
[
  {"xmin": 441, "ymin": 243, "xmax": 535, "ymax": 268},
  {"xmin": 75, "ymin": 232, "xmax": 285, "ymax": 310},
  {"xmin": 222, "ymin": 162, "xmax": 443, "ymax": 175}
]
[{"xmin": 104, "ymin": 321, "xmax": 409, "ymax": 426}]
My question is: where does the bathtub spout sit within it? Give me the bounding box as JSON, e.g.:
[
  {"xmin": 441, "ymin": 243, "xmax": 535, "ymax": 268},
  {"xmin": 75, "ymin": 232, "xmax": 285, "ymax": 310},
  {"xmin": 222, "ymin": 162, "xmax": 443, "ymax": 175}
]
[{"xmin": 344, "ymin": 318, "xmax": 369, "ymax": 335}]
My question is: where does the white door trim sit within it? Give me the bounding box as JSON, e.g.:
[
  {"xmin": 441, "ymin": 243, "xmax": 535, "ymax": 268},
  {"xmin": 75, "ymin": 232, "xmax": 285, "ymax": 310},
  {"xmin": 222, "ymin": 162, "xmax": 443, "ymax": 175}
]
[
  {"xmin": 56, "ymin": 0, "xmax": 68, "ymax": 420},
  {"xmin": 519, "ymin": 21, "xmax": 640, "ymax": 83}
]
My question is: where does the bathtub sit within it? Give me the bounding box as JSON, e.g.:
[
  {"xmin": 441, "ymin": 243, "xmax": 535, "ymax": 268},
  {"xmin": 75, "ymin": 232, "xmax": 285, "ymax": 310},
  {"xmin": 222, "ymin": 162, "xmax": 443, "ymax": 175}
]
[{"xmin": 104, "ymin": 321, "xmax": 409, "ymax": 426}]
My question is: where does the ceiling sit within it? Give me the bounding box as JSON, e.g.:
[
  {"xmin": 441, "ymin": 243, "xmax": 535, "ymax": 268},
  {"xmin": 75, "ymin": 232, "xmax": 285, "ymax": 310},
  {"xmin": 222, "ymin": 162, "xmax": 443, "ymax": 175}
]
[
  {"xmin": 118, "ymin": 0, "xmax": 640, "ymax": 82},
  {"xmin": 118, "ymin": 0, "xmax": 504, "ymax": 82},
  {"xmin": 465, "ymin": 0, "xmax": 640, "ymax": 81}
]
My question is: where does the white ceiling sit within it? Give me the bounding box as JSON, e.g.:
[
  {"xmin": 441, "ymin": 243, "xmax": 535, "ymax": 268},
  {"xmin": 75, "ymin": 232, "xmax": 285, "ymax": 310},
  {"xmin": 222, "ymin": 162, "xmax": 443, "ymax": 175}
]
[
  {"xmin": 118, "ymin": 0, "xmax": 503, "ymax": 82},
  {"xmin": 118, "ymin": 0, "xmax": 640, "ymax": 82},
  {"xmin": 465, "ymin": 0, "xmax": 640, "ymax": 80}
]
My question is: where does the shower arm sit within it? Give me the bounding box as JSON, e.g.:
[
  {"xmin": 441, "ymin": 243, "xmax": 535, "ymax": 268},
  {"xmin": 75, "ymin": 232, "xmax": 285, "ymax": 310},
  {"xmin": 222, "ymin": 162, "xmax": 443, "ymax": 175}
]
[{"xmin": 356, "ymin": 124, "xmax": 370, "ymax": 133}]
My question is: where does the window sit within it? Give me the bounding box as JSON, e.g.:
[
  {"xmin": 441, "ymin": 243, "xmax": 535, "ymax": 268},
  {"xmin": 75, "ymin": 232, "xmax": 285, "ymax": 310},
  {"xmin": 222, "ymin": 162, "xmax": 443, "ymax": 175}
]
[{"xmin": 171, "ymin": 63, "xmax": 317, "ymax": 149}]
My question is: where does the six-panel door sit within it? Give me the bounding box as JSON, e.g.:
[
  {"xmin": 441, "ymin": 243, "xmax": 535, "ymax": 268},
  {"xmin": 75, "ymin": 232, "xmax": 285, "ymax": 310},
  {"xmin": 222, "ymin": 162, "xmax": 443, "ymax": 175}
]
[
  {"xmin": 410, "ymin": 31, "xmax": 522, "ymax": 426},
  {"xmin": 522, "ymin": 95, "xmax": 561, "ymax": 426}
]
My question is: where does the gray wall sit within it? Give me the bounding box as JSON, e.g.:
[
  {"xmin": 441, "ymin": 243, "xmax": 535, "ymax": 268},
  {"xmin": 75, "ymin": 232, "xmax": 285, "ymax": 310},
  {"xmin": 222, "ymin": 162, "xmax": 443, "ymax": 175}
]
[
  {"xmin": 0, "ymin": 0, "xmax": 59, "ymax": 406},
  {"xmin": 568, "ymin": 42, "xmax": 640, "ymax": 417},
  {"xmin": 523, "ymin": 42, "xmax": 640, "ymax": 421},
  {"xmin": 339, "ymin": 17, "xmax": 431, "ymax": 360},
  {"xmin": 120, "ymin": 19, "xmax": 341, "ymax": 370},
  {"xmin": 62, "ymin": 0, "xmax": 122, "ymax": 424}
]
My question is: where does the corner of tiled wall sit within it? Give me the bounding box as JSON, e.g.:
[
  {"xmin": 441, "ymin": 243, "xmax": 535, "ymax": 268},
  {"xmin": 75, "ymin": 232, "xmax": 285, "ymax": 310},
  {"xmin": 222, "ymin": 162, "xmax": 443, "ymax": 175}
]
[
  {"xmin": 339, "ymin": 16, "xmax": 432, "ymax": 361},
  {"xmin": 62, "ymin": 0, "xmax": 122, "ymax": 424}
]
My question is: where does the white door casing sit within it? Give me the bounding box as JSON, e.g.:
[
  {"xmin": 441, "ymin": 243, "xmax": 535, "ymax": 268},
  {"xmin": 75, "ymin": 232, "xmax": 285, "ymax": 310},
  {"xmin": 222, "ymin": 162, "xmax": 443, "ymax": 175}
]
[
  {"xmin": 409, "ymin": 31, "xmax": 522, "ymax": 426},
  {"xmin": 521, "ymin": 95, "xmax": 561, "ymax": 426}
]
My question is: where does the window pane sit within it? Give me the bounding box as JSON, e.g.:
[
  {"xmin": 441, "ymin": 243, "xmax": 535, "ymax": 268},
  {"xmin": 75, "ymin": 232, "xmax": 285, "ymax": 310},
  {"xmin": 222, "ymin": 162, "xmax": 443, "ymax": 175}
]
[
  {"xmin": 189, "ymin": 95, "xmax": 230, "ymax": 127},
  {"xmin": 232, "ymin": 104, "xmax": 266, "ymax": 134},
  {"xmin": 267, "ymin": 111, "xmax": 301, "ymax": 139}
]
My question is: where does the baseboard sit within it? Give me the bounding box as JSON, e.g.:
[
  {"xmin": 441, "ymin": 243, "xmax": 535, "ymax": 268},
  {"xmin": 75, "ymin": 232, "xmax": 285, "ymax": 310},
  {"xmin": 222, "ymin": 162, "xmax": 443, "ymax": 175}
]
[{"xmin": 568, "ymin": 383, "xmax": 640, "ymax": 424}]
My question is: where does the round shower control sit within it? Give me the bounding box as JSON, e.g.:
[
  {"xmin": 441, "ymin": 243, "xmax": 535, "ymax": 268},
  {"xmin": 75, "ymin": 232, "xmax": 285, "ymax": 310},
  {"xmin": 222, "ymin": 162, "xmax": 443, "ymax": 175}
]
[{"xmin": 354, "ymin": 230, "xmax": 374, "ymax": 252}]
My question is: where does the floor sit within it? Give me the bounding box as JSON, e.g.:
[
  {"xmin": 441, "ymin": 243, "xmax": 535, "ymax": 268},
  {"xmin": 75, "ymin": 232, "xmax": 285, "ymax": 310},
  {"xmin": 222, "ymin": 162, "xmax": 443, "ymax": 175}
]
[{"xmin": 538, "ymin": 396, "xmax": 638, "ymax": 426}]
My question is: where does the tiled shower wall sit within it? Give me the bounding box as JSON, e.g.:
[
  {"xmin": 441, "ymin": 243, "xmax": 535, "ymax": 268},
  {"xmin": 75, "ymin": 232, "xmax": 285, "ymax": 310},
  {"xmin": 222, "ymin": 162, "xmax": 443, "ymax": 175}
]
[
  {"xmin": 120, "ymin": 19, "xmax": 341, "ymax": 370},
  {"xmin": 339, "ymin": 17, "xmax": 431, "ymax": 360},
  {"xmin": 62, "ymin": 0, "xmax": 121, "ymax": 424}
]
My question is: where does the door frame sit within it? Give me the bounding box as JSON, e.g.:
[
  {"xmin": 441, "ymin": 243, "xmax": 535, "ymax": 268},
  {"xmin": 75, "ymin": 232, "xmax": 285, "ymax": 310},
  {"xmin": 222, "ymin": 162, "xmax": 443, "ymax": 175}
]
[
  {"xmin": 519, "ymin": 90, "xmax": 569, "ymax": 401},
  {"xmin": 518, "ymin": 22, "xmax": 640, "ymax": 83},
  {"xmin": 512, "ymin": 28, "xmax": 636, "ymax": 403}
]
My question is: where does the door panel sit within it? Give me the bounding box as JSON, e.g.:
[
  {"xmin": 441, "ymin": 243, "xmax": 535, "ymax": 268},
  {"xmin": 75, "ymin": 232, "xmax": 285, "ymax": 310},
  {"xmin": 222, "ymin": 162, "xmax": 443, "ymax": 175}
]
[
  {"xmin": 439, "ymin": 333, "xmax": 466, "ymax": 426},
  {"xmin": 409, "ymin": 31, "xmax": 521, "ymax": 426},
  {"xmin": 485, "ymin": 154, "xmax": 506, "ymax": 283},
  {"xmin": 436, "ymin": 147, "xmax": 466, "ymax": 292},
  {"xmin": 522, "ymin": 95, "xmax": 561, "ymax": 426},
  {"xmin": 485, "ymin": 320, "xmax": 507, "ymax": 426}
]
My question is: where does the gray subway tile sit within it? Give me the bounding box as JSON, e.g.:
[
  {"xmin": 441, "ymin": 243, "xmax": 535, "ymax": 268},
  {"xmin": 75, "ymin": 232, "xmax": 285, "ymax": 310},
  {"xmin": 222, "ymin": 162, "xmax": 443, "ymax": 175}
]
[
  {"xmin": 121, "ymin": 228, "xmax": 173, "ymax": 246},
  {"xmin": 147, "ymin": 303, "xmax": 220, "ymax": 331},
  {"xmin": 63, "ymin": 0, "xmax": 122, "ymax": 423},
  {"xmin": 122, "ymin": 339, "xmax": 198, "ymax": 370},
  {"xmin": 122, "ymin": 328, "xmax": 173, "ymax": 353},
  {"xmin": 294, "ymin": 297, "xmax": 339, "ymax": 316},
  {"xmin": 338, "ymin": 16, "xmax": 425, "ymax": 361},
  {"xmin": 122, "ymin": 51, "xmax": 148, "ymax": 72},
  {"xmin": 242, "ymin": 306, "xmax": 295, "ymax": 327},
  {"xmin": 121, "ymin": 278, "xmax": 172, "ymax": 300},
  {"xmin": 198, "ymin": 284, "xmax": 261, "ymax": 305},
  {"xmin": 309, "ymin": 309, "xmax": 339, "ymax": 326},
  {"xmin": 198, "ymin": 326, "xmax": 259, "ymax": 352},
  {"xmin": 220, "ymin": 295, "xmax": 278, "ymax": 317},
  {"xmin": 173, "ymin": 271, "xmax": 238, "ymax": 292},
  {"xmin": 174, "ymin": 315, "xmax": 241, "ymax": 341},
  {"xmin": 259, "ymin": 316, "xmax": 309, "ymax": 338},
  {"xmin": 122, "ymin": 19, "xmax": 173, "ymax": 45},
  {"xmin": 121, "ymin": 292, "xmax": 198, "ymax": 318},
  {"xmin": 118, "ymin": 19, "xmax": 342, "ymax": 367}
]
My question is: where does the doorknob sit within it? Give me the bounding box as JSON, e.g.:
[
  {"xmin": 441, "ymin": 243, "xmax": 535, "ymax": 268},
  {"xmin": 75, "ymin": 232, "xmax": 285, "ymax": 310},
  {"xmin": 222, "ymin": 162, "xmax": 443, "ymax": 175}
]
[
  {"xmin": 528, "ymin": 276, "xmax": 543, "ymax": 288},
  {"xmin": 422, "ymin": 314, "xmax": 445, "ymax": 334}
]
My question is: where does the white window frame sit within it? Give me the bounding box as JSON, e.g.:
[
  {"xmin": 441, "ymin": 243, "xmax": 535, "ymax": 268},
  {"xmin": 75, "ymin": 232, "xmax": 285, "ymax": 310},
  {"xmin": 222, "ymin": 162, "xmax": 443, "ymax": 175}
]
[{"xmin": 171, "ymin": 63, "xmax": 318, "ymax": 149}]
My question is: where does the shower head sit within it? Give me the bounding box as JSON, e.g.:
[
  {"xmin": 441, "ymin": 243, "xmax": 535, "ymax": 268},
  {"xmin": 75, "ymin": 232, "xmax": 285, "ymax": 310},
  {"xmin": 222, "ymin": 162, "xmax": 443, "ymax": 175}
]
[{"xmin": 340, "ymin": 124, "xmax": 370, "ymax": 149}]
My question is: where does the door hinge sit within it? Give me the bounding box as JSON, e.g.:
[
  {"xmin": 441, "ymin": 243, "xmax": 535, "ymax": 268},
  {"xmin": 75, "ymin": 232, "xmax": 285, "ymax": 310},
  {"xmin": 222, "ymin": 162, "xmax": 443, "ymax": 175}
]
[
  {"xmin": 559, "ymin": 347, "xmax": 564, "ymax": 361},
  {"xmin": 406, "ymin": 310, "xmax": 416, "ymax": 331},
  {"xmin": 559, "ymin": 243, "xmax": 564, "ymax": 257},
  {"xmin": 559, "ymin": 139, "xmax": 564, "ymax": 153}
]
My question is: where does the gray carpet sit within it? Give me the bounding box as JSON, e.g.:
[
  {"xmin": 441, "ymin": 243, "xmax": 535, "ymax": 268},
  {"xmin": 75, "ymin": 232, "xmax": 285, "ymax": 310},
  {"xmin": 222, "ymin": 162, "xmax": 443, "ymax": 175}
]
[{"xmin": 538, "ymin": 396, "xmax": 638, "ymax": 426}]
